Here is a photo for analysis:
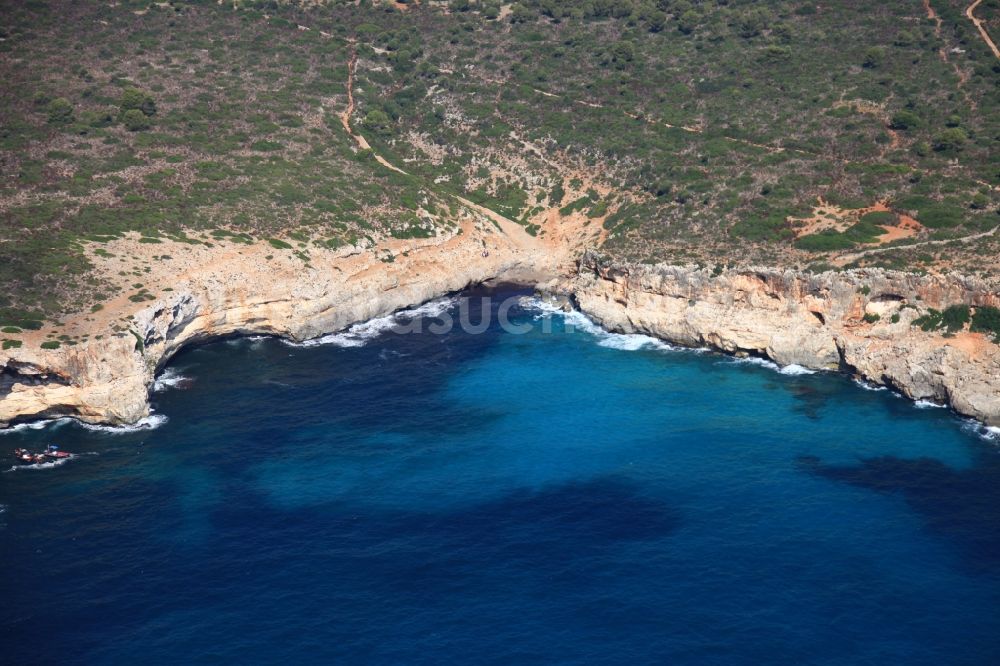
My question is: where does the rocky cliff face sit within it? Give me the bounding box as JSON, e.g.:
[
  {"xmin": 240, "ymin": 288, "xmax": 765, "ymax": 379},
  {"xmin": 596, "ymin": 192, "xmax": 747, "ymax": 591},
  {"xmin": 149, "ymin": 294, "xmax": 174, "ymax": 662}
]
[
  {"xmin": 571, "ymin": 252, "xmax": 1000, "ymax": 426},
  {"xmin": 0, "ymin": 217, "xmax": 553, "ymax": 429},
  {"xmin": 4, "ymin": 234, "xmax": 1000, "ymax": 430}
]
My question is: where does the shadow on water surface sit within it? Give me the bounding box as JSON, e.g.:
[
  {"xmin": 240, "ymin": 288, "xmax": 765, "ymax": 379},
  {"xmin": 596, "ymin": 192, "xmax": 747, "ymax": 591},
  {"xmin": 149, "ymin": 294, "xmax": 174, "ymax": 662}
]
[{"xmin": 798, "ymin": 449, "xmax": 1000, "ymax": 572}]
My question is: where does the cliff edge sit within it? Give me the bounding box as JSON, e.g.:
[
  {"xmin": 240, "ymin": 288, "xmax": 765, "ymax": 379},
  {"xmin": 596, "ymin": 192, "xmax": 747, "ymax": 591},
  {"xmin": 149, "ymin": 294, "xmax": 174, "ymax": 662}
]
[{"xmin": 572, "ymin": 252, "xmax": 1000, "ymax": 426}]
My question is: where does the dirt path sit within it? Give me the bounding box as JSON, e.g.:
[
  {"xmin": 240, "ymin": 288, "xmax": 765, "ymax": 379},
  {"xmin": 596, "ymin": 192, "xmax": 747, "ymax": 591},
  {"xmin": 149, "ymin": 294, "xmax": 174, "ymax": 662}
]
[
  {"xmin": 337, "ymin": 44, "xmax": 573, "ymax": 262},
  {"xmin": 339, "ymin": 44, "xmax": 407, "ymax": 175},
  {"xmin": 923, "ymin": 0, "xmax": 950, "ymax": 62},
  {"xmin": 833, "ymin": 225, "xmax": 998, "ymax": 265},
  {"xmin": 967, "ymin": 0, "xmax": 1000, "ymax": 59}
]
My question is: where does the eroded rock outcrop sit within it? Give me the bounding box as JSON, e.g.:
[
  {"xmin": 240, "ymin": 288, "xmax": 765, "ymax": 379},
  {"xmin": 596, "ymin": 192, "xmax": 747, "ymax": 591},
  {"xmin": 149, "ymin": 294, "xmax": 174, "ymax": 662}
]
[
  {"xmin": 572, "ymin": 252, "xmax": 1000, "ymax": 426},
  {"xmin": 0, "ymin": 218, "xmax": 553, "ymax": 428}
]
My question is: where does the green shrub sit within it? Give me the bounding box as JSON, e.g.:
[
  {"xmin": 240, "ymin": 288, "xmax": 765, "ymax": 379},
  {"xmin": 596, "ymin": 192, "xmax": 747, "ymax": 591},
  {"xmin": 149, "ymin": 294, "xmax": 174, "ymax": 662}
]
[
  {"xmin": 889, "ymin": 110, "xmax": 920, "ymax": 130},
  {"xmin": 859, "ymin": 211, "xmax": 895, "ymax": 226},
  {"xmin": 47, "ymin": 97, "xmax": 74, "ymax": 124},
  {"xmin": 918, "ymin": 203, "xmax": 963, "ymax": 229},
  {"xmin": 932, "ymin": 128, "xmax": 967, "ymax": 152},
  {"xmin": 862, "ymin": 313, "xmax": 880, "ymax": 323},
  {"xmin": 40, "ymin": 340, "xmax": 61, "ymax": 350},
  {"xmin": 914, "ymin": 305, "xmax": 971, "ymax": 333},
  {"xmin": 268, "ymin": 238, "xmax": 293, "ymax": 249},
  {"xmin": 913, "ymin": 309, "xmax": 942, "ymax": 331},
  {"xmin": 863, "ymin": 46, "xmax": 885, "ymax": 68},
  {"xmin": 251, "ymin": 140, "xmax": 283, "ymax": 151},
  {"xmin": 795, "ymin": 230, "xmax": 855, "ymax": 251},
  {"xmin": 732, "ymin": 215, "xmax": 791, "ymax": 242},
  {"xmin": 941, "ymin": 304, "xmax": 970, "ymax": 332},
  {"xmin": 363, "ymin": 109, "xmax": 393, "ymax": 136},
  {"xmin": 121, "ymin": 108, "xmax": 150, "ymax": 131},
  {"xmin": 971, "ymin": 306, "xmax": 1000, "ymax": 340},
  {"xmin": 119, "ymin": 87, "xmax": 157, "ymax": 116}
]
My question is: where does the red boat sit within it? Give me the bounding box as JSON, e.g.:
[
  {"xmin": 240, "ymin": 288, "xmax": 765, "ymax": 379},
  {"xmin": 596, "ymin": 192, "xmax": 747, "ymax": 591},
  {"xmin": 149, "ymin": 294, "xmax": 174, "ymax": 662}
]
[
  {"xmin": 13, "ymin": 448, "xmax": 45, "ymax": 465},
  {"xmin": 12, "ymin": 445, "xmax": 73, "ymax": 465},
  {"xmin": 43, "ymin": 445, "xmax": 71, "ymax": 459}
]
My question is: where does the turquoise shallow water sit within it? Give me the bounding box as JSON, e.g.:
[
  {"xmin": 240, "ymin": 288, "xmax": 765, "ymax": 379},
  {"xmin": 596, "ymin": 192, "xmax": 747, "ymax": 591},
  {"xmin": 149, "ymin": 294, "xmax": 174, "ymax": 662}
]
[{"xmin": 2, "ymin": 289, "xmax": 999, "ymax": 664}]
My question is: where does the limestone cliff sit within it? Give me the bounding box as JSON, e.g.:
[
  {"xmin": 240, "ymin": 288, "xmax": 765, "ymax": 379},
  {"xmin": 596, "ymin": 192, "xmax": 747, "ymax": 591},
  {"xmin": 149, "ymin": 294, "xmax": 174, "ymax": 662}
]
[
  {"xmin": 0, "ymin": 216, "xmax": 553, "ymax": 428},
  {"xmin": 571, "ymin": 252, "xmax": 1000, "ymax": 426},
  {"xmin": 4, "ymin": 236, "xmax": 1000, "ymax": 430}
]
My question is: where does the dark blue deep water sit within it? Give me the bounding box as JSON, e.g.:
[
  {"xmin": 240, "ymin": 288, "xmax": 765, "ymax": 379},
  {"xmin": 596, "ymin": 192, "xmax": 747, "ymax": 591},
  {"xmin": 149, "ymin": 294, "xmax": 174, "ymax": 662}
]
[{"xmin": 2, "ymin": 289, "xmax": 1000, "ymax": 665}]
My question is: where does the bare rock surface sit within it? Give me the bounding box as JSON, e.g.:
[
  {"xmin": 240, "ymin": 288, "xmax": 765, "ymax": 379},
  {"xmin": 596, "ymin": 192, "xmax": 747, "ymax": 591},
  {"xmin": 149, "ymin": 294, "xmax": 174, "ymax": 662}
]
[{"xmin": 572, "ymin": 252, "xmax": 1000, "ymax": 426}]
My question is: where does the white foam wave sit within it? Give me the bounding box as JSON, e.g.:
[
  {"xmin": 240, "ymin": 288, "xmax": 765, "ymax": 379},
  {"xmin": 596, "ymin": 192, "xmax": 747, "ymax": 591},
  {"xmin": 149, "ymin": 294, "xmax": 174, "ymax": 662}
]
[
  {"xmin": 152, "ymin": 368, "xmax": 190, "ymax": 392},
  {"xmin": 396, "ymin": 296, "xmax": 459, "ymax": 320},
  {"xmin": 914, "ymin": 399, "xmax": 945, "ymax": 409},
  {"xmin": 778, "ymin": 364, "xmax": 817, "ymax": 376},
  {"xmin": 0, "ymin": 418, "xmax": 66, "ymax": 435},
  {"xmin": 522, "ymin": 298, "xmax": 678, "ymax": 352},
  {"xmin": 728, "ymin": 356, "xmax": 779, "ymax": 371},
  {"xmin": 726, "ymin": 356, "xmax": 821, "ymax": 376},
  {"xmin": 960, "ymin": 420, "xmax": 1000, "ymax": 443},
  {"xmin": 853, "ymin": 378, "xmax": 887, "ymax": 392},
  {"xmin": 520, "ymin": 295, "xmax": 566, "ymax": 317},
  {"xmin": 77, "ymin": 414, "xmax": 168, "ymax": 434},
  {"xmin": 291, "ymin": 297, "xmax": 458, "ymax": 349},
  {"xmin": 596, "ymin": 333, "xmax": 675, "ymax": 351}
]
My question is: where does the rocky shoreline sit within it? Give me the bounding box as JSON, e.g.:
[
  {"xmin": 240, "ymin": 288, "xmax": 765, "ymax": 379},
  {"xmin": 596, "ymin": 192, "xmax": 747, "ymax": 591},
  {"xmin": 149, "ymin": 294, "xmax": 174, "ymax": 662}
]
[
  {"xmin": 568, "ymin": 251, "xmax": 1000, "ymax": 427},
  {"xmin": 0, "ymin": 215, "xmax": 554, "ymax": 429},
  {"xmin": 3, "ymin": 239, "xmax": 1000, "ymax": 430}
]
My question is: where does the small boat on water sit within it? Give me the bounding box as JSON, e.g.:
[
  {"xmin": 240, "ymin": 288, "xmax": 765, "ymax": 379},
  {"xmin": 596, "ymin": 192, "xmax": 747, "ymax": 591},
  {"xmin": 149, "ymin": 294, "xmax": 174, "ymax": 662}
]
[
  {"xmin": 13, "ymin": 445, "xmax": 73, "ymax": 465},
  {"xmin": 14, "ymin": 448, "xmax": 43, "ymax": 464},
  {"xmin": 43, "ymin": 445, "xmax": 71, "ymax": 459}
]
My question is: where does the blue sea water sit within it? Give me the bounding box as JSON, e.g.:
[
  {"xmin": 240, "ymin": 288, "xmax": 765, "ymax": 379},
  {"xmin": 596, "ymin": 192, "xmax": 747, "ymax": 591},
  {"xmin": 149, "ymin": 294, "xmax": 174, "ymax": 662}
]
[{"xmin": 2, "ymin": 288, "xmax": 999, "ymax": 665}]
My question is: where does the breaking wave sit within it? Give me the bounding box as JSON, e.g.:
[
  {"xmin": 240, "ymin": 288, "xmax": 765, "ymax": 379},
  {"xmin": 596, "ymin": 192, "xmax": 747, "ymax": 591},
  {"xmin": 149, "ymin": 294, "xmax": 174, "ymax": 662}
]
[
  {"xmin": 778, "ymin": 364, "xmax": 816, "ymax": 376},
  {"xmin": 521, "ymin": 297, "xmax": 678, "ymax": 352},
  {"xmin": 0, "ymin": 419, "xmax": 67, "ymax": 435},
  {"xmin": 77, "ymin": 413, "xmax": 168, "ymax": 434},
  {"xmin": 724, "ymin": 356, "xmax": 818, "ymax": 376},
  {"xmin": 290, "ymin": 297, "xmax": 459, "ymax": 349},
  {"xmin": 914, "ymin": 399, "xmax": 946, "ymax": 410},
  {"xmin": 853, "ymin": 378, "xmax": 888, "ymax": 392},
  {"xmin": 152, "ymin": 368, "xmax": 190, "ymax": 392},
  {"xmin": 2, "ymin": 413, "xmax": 166, "ymax": 436},
  {"xmin": 960, "ymin": 420, "xmax": 1000, "ymax": 444}
]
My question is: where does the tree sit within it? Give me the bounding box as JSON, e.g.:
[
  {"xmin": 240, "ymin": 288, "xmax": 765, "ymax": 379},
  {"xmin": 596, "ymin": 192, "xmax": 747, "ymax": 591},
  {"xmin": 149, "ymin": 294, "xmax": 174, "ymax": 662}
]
[
  {"xmin": 735, "ymin": 8, "xmax": 768, "ymax": 39},
  {"xmin": 932, "ymin": 127, "xmax": 967, "ymax": 152},
  {"xmin": 889, "ymin": 110, "xmax": 921, "ymax": 130},
  {"xmin": 612, "ymin": 40, "xmax": 635, "ymax": 64},
  {"xmin": 863, "ymin": 46, "xmax": 886, "ymax": 68},
  {"xmin": 119, "ymin": 87, "xmax": 156, "ymax": 117},
  {"xmin": 121, "ymin": 108, "xmax": 150, "ymax": 131},
  {"xmin": 46, "ymin": 97, "xmax": 74, "ymax": 124},
  {"xmin": 510, "ymin": 3, "xmax": 534, "ymax": 23},
  {"xmin": 363, "ymin": 109, "xmax": 393, "ymax": 136},
  {"xmin": 678, "ymin": 10, "xmax": 698, "ymax": 34},
  {"xmin": 646, "ymin": 10, "xmax": 667, "ymax": 32}
]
